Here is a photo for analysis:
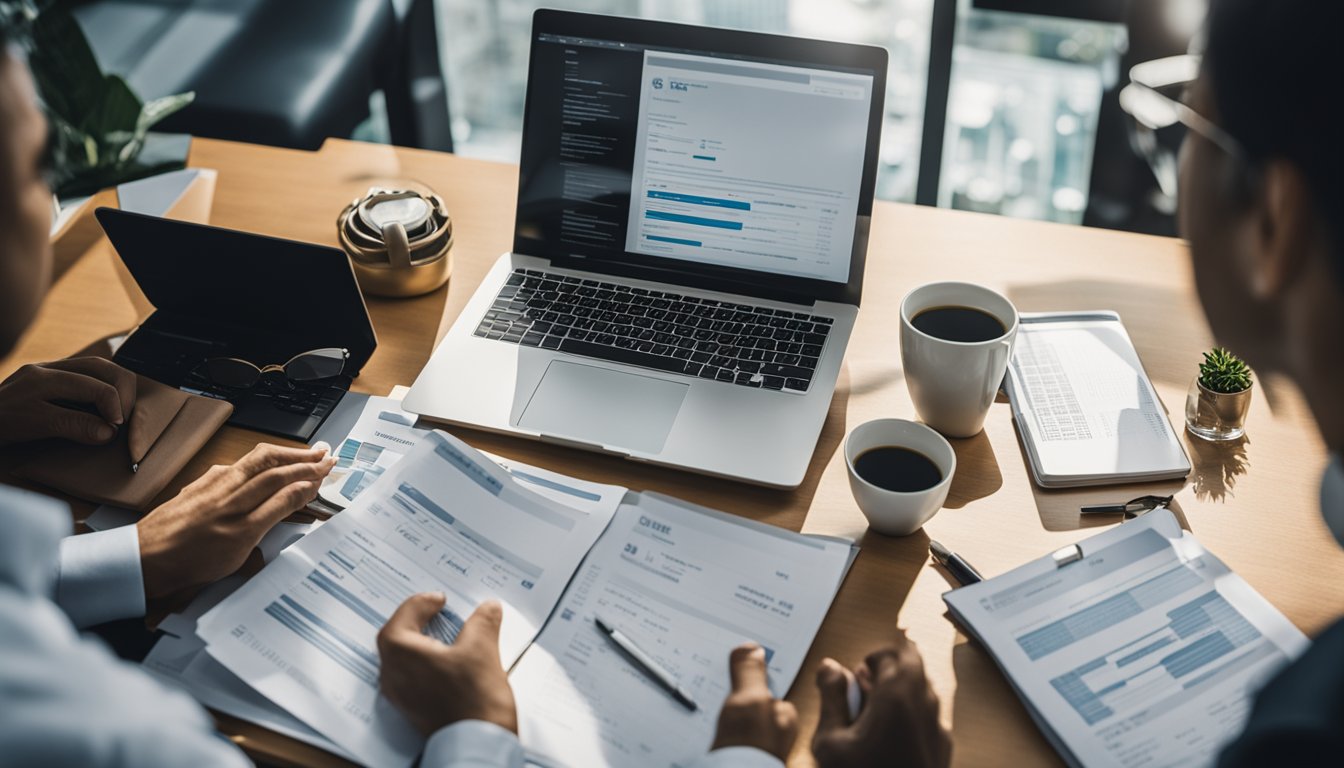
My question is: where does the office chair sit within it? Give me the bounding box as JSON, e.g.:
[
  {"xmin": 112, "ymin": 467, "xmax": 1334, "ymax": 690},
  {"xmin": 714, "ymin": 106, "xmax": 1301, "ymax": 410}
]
[{"xmin": 71, "ymin": 0, "xmax": 453, "ymax": 152}]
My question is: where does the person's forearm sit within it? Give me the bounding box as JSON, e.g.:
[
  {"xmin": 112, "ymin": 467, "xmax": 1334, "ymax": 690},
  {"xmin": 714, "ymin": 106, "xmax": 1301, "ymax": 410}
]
[{"xmin": 56, "ymin": 526, "xmax": 146, "ymax": 628}]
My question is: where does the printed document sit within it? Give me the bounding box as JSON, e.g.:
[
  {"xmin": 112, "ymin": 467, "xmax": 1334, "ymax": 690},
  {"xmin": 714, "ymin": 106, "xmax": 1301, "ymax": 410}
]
[
  {"xmin": 944, "ymin": 509, "xmax": 1307, "ymax": 768},
  {"xmin": 510, "ymin": 493, "xmax": 857, "ymax": 767},
  {"xmin": 316, "ymin": 391, "xmax": 548, "ymax": 511},
  {"xmin": 140, "ymin": 519, "xmax": 349, "ymax": 757},
  {"xmin": 145, "ymin": 579, "xmax": 358, "ymax": 762},
  {"xmin": 197, "ymin": 431, "xmax": 626, "ymax": 766},
  {"xmin": 318, "ymin": 395, "xmax": 423, "ymax": 509}
]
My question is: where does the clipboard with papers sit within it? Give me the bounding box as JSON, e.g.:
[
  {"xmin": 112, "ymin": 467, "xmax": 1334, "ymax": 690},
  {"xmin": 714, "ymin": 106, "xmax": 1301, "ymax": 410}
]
[
  {"xmin": 1004, "ymin": 311, "xmax": 1191, "ymax": 488},
  {"xmin": 186, "ymin": 429, "xmax": 858, "ymax": 767},
  {"xmin": 943, "ymin": 510, "xmax": 1308, "ymax": 768}
]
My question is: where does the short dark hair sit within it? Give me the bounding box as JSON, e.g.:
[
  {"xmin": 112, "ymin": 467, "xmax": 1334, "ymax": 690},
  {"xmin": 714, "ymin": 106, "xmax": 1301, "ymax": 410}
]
[{"xmin": 1205, "ymin": 0, "xmax": 1344, "ymax": 281}]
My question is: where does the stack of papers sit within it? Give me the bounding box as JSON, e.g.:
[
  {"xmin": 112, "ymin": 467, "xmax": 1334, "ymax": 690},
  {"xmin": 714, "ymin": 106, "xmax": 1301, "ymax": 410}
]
[
  {"xmin": 944, "ymin": 510, "xmax": 1307, "ymax": 767},
  {"xmin": 134, "ymin": 520, "xmax": 352, "ymax": 758},
  {"xmin": 145, "ymin": 567, "xmax": 359, "ymax": 761},
  {"xmin": 197, "ymin": 431, "xmax": 625, "ymax": 765},
  {"xmin": 176, "ymin": 426, "xmax": 855, "ymax": 766}
]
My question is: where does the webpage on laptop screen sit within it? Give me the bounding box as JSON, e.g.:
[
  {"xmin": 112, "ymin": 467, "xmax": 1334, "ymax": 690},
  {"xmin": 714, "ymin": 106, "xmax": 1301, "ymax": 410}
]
[
  {"xmin": 518, "ymin": 33, "xmax": 873, "ymax": 284},
  {"xmin": 625, "ymin": 52, "xmax": 869, "ymax": 283}
]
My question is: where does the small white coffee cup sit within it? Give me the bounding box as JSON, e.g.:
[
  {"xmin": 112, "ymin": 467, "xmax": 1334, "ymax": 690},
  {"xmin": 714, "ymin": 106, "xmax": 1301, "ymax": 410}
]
[
  {"xmin": 900, "ymin": 282, "xmax": 1019, "ymax": 438},
  {"xmin": 845, "ymin": 419, "xmax": 956, "ymax": 536}
]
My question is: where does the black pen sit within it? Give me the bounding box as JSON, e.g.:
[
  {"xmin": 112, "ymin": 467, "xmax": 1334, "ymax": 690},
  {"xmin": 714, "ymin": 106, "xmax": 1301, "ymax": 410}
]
[
  {"xmin": 929, "ymin": 540, "xmax": 984, "ymax": 587},
  {"xmin": 594, "ymin": 615, "xmax": 698, "ymax": 711}
]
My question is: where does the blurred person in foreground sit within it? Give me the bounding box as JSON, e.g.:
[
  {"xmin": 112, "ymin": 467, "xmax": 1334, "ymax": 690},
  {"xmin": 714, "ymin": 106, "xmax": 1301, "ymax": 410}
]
[
  {"xmin": 1176, "ymin": 0, "xmax": 1344, "ymax": 761},
  {"xmin": 0, "ymin": 33, "xmax": 339, "ymax": 765}
]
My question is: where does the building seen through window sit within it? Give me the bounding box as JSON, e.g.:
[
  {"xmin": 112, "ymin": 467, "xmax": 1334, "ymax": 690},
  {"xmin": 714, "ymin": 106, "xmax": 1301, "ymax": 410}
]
[{"xmin": 437, "ymin": 0, "xmax": 1124, "ymax": 223}]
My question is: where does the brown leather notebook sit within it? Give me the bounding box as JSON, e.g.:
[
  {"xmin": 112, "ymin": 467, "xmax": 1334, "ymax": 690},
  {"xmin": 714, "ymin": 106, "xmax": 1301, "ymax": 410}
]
[{"xmin": 14, "ymin": 374, "xmax": 233, "ymax": 511}]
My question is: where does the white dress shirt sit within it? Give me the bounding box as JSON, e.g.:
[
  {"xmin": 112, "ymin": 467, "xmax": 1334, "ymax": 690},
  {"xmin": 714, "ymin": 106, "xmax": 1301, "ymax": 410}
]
[
  {"xmin": 2, "ymin": 483, "xmax": 782, "ymax": 767},
  {"xmin": 56, "ymin": 522, "xmax": 145, "ymax": 627},
  {"xmin": 0, "ymin": 485, "xmax": 251, "ymax": 767},
  {"xmin": 420, "ymin": 721, "xmax": 784, "ymax": 768}
]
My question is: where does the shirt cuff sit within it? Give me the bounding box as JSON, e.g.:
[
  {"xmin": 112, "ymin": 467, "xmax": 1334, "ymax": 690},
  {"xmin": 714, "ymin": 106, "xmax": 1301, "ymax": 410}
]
[
  {"xmin": 422, "ymin": 720, "xmax": 525, "ymax": 768},
  {"xmin": 691, "ymin": 747, "xmax": 787, "ymax": 768},
  {"xmin": 56, "ymin": 526, "xmax": 147, "ymax": 628}
]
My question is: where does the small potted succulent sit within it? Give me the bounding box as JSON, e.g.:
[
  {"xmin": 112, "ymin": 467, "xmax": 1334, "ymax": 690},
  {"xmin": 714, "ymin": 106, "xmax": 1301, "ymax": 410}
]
[{"xmin": 1185, "ymin": 347, "xmax": 1253, "ymax": 441}]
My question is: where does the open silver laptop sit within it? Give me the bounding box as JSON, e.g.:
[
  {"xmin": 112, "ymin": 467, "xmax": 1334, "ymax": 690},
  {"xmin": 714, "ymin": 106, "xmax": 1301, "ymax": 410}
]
[{"xmin": 404, "ymin": 9, "xmax": 887, "ymax": 488}]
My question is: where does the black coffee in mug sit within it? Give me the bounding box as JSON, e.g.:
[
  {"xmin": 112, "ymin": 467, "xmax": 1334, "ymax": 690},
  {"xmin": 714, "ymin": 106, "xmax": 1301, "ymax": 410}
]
[
  {"xmin": 911, "ymin": 305, "xmax": 1006, "ymax": 343},
  {"xmin": 853, "ymin": 446, "xmax": 943, "ymax": 493}
]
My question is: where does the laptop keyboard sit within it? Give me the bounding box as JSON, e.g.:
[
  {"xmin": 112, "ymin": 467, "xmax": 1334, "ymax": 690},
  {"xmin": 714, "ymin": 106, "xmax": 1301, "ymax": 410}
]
[{"xmin": 472, "ymin": 269, "xmax": 833, "ymax": 393}]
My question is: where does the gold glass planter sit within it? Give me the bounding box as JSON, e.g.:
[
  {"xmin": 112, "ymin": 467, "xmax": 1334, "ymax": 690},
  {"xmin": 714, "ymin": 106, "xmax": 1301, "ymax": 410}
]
[{"xmin": 1185, "ymin": 379, "xmax": 1251, "ymax": 441}]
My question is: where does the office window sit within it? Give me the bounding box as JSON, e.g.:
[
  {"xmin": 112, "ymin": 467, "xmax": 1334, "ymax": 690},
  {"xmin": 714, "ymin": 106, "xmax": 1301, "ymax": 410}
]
[
  {"xmin": 437, "ymin": 0, "xmax": 934, "ymax": 203},
  {"xmin": 939, "ymin": 5, "xmax": 1126, "ymax": 223},
  {"xmin": 435, "ymin": 0, "xmax": 1123, "ymax": 220}
]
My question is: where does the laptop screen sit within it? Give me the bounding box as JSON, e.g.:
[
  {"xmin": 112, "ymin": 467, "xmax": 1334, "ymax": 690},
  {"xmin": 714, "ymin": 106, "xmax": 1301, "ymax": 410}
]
[{"xmin": 514, "ymin": 11, "xmax": 887, "ymax": 305}]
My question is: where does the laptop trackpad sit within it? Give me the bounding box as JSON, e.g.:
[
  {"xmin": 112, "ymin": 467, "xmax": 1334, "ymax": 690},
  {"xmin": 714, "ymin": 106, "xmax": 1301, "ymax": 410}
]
[{"xmin": 518, "ymin": 361, "xmax": 687, "ymax": 454}]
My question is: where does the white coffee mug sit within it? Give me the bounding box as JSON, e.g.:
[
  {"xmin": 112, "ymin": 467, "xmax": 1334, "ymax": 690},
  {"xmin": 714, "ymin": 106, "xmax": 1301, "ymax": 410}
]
[
  {"xmin": 845, "ymin": 419, "xmax": 956, "ymax": 536},
  {"xmin": 900, "ymin": 282, "xmax": 1019, "ymax": 438}
]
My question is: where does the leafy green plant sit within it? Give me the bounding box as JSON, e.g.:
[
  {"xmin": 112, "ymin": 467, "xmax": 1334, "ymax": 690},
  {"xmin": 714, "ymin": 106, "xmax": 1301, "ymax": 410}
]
[
  {"xmin": 5, "ymin": 0, "xmax": 194, "ymax": 198},
  {"xmin": 1198, "ymin": 347, "xmax": 1253, "ymax": 394}
]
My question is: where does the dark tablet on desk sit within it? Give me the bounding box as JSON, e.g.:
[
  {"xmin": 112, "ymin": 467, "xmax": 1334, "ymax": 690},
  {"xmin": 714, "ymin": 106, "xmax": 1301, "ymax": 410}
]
[{"xmin": 95, "ymin": 207, "xmax": 377, "ymax": 441}]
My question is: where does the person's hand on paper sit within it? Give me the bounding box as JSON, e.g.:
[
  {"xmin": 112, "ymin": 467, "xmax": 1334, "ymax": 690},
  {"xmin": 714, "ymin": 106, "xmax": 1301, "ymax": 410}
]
[
  {"xmin": 0, "ymin": 358, "xmax": 136, "ymax": 447},
  {"xmin": 812, "ymin": 634, "xmax": 951, "ymax": 768},
  {"xmin": 136, "ymin": 442, "xmax": 335, "ymax": 599},
  {"xmin": 377, "ymin": 594, "xmax": 519, "ymax": 736},
  {"xmin": 710, "ymin": 643, "xmax": 799, "ymax": 761}
]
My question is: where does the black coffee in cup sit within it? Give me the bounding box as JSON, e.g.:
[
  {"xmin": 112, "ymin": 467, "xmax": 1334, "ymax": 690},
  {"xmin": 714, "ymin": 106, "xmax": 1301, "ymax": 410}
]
[
  {"xmin": 911, "ymin": 305, "xmax": 1006, "ymax": 343},
  {"xmin": 853, "ymin": 446, "xmax": 943, "ymax": 493}
]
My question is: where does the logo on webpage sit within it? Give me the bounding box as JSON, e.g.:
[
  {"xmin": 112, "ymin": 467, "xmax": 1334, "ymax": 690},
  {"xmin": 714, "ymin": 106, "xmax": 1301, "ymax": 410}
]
[{"xmin": 652, "ymin": 77, "xmax": 663, "ymax": 90}]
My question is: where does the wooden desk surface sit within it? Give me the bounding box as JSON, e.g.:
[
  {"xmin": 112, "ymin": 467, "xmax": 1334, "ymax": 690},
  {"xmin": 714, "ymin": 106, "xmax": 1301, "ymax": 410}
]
[{"xmin": 8, "ymin": 137, "xmax": 1343, "ymax": 768}]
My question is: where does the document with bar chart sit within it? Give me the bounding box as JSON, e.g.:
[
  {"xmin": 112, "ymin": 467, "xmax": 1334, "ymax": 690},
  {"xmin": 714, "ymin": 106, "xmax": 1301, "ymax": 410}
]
[
  {"xmin": 945, "ymin": 510, "xmax": 1308, "ymax": 768},
  {"xmin": 196, "ymin": 430, "xmax": 627, "ymax": 766}
]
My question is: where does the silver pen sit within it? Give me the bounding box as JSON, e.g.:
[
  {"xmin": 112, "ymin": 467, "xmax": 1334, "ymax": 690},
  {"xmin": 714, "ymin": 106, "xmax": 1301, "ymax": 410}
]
[
  {"xmin": 1080, "ymin": 494, "xmax": 1173, "ymax": 517},
  {"xmin": 929, "ymin": 540, "xmax": 984, "ymax": 587},
  {"xmin": 594, "ymin": 615, "xmax": 698, "ymax": 711}
]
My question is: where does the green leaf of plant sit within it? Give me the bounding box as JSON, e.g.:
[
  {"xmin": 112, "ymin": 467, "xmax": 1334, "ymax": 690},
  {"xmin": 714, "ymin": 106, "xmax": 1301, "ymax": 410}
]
[
  {"xmin": 81, "ymin": 74, "xmax": 143, "ymax": 137},
  {"xmin": 137, "ymin": 91, "xmax": 195, "ymax": 134},
  {"xmin": 55, "ymin": 155, "xmax": 186, "ymax": 199},
  {"xmin": 1197, "ymin": 347, "xmax": 1252, "ymax": 393},
  {"xmin": 28, "ymin": 1, "xmax": 105, "ymax": 119}
]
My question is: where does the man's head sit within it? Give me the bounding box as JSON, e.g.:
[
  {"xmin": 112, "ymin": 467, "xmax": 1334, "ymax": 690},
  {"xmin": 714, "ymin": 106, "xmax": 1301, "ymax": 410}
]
[
  {"xmin": 0, "ymin": 47, "xmax": 52, "ymax": 357},
  {"xmin": 1179, "ymin": 0, "xmax": 1343, "ymax": 387}
]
